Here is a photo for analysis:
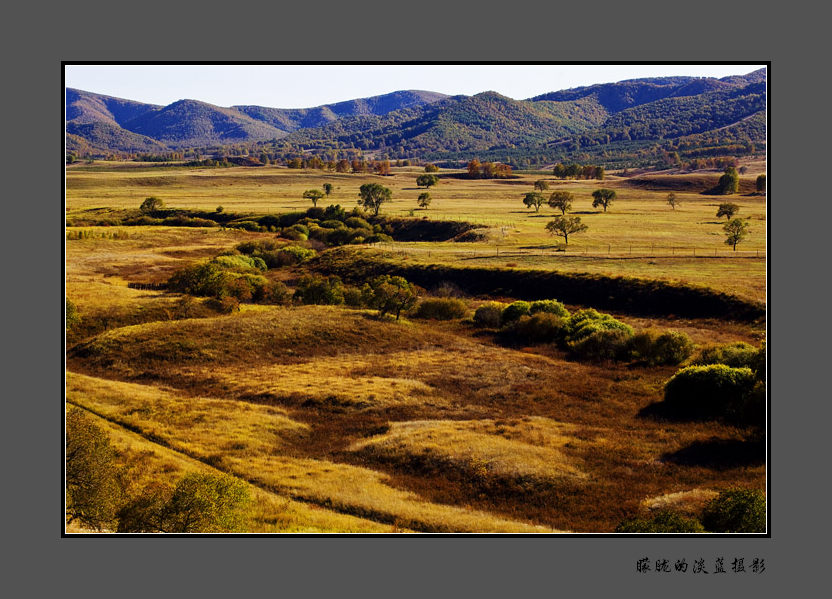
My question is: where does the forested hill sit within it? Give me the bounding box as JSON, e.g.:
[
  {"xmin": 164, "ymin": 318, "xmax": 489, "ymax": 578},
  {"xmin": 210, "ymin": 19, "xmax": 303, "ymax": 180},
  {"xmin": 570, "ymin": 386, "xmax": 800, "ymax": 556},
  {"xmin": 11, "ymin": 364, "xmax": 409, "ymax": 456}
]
[{"xmin": 65, "ymin": 69, "xmax": 765, "ymax": 166}]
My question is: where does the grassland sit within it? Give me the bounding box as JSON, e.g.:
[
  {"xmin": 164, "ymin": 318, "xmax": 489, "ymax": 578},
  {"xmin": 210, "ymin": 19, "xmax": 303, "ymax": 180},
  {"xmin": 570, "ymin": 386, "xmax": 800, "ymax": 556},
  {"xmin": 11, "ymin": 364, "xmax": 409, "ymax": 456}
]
[{"xmin": 65, "ymin": 160, "xmax": 766, "ymax": 533}]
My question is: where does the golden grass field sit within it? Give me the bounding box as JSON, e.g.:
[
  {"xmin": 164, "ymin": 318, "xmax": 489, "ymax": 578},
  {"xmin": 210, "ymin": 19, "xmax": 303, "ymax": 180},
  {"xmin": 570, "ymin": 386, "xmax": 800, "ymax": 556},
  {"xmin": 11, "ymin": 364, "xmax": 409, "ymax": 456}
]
[{"xmin": 65, "ymin": 160, "xmax": 766, "ymax": 533}]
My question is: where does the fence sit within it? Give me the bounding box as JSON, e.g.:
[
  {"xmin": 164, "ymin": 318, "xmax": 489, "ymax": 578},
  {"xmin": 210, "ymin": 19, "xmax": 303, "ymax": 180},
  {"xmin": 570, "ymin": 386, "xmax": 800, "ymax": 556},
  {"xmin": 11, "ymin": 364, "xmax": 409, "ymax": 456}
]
[{"xmin": 371, "ymin": 242, "xmax": 765, "ymax": 261}]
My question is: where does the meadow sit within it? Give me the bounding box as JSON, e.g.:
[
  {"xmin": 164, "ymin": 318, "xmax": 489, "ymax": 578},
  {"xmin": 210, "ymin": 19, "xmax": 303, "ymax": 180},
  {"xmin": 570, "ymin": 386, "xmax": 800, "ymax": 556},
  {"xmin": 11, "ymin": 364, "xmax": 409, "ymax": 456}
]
[{"xmin": 65, "ymin": 160, "xmax": 766, "ymax": 533}]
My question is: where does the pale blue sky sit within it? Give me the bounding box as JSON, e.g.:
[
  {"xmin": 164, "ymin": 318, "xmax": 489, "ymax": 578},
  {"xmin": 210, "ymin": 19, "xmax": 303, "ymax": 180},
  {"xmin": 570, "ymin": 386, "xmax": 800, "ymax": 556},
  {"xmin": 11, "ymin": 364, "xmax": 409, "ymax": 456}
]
[{"xmin": 65, "ymin": 64, "xmax": 765, "ymax": 109}]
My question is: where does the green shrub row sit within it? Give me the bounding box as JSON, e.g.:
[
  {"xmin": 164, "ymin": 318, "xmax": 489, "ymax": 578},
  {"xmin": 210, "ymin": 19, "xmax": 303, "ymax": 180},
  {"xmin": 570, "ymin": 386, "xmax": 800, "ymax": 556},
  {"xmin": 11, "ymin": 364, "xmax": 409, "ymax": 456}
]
[
  {"xmin": 662, "ymin": 364, "xmax": 762, "ymax": 425},
  {"xmin": 615, "ymin": 488, "xmax": 765, "ymax": 533}
]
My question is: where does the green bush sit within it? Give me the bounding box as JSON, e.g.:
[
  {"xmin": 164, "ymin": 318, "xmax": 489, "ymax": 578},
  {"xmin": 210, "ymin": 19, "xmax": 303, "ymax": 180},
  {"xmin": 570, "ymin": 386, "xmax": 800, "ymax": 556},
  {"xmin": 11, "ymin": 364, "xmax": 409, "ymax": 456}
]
[
  {"xmin": 294, "ymin": 275, "xmax": 344, "ymax": 305},
  {"xmin": 473, "ymin": 302, "xmax": 506, "ymax": 328},
  {"xmin": 212, "ymin": 254, "xmax": 267, "ymax": 272},
  {"xmin": 361, "ymin": 275, "xmax": 419, "ymax": 320},
  {"xmin": 693, "ymin": 342, "xmax": 759, "ymax": 369},
  {"xmin": 232, "ymin": 220, "xmax": 264, "ymax": 232},
  {"xmin": 564, "ymin": 308, "xmax": 633, "ymax": 343},
  {"xmin": 320, "ymin": 219, "xmax": 346, "ymax": 229},
  {"xmin": 630, "ymin": 330, "xmax": 694, "ymax": 366},
  {"xmin": 281, "ymin": 228, "xmax": 309, "ymax": 241},
  {"xmin": 503, "ymin": 312, "xmax": 566, "ymax": 345},
  {"xmin": 615, "ymin": 510, "xmax": 705, "ymax": 533},
  {"xmin": 568, "ymin": 328, "xmax": 634, "ymax": 361},
  {"xmin": 501, "ymin": 301, "xmax": 532, "ymax": 324},
  {"xmin": 66, "ymin": 297, "xmax": 81, "ymax": 331},
  {"xmin": 168, "ymin": 262, "xmax": 230, "ymax": 298},
  {"xmin": 702, "ymin": 489, "xmax": 765, "ymax": 533},
  {"xmin": 343, "ymin": 286, "xmax": 365, "ymax": 307},
  {"xmin": 206, "ymin": 295, "xmax": 240, "ymax": 314},
  {"xmin": 529, "ymin": 299, "xmax": 570, "ymax": 318},
  {"xmin": 412, "ymin": 297, "xmax": 468, "ymax": 320},
  {"xmin": 345, "ymin": 216, "xmax": 372, "ymax": 230},
  {"xmin": 236, "ymin": 239, "xmax": 282, "ymax": 255},
  {"xmin": 662, "ymin": 364, "xmax": 757, "ymax": 421}
]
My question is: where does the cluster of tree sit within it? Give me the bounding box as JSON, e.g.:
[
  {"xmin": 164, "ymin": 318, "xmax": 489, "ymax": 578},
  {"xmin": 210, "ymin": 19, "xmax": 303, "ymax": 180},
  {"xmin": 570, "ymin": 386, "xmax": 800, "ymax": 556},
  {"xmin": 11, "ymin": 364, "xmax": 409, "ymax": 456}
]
[
  {"xmin": 552, "ymin": 163, "xmax": 605, "ymax": 180},
  {"xmin": 680, "ymin": 155, "xmax": 740, "ymax": 171},
  {"xmin": 293, "ymin": 273, "xmax": 420, "ymax": 320},
  {"xmin": 66, "ymin": 407, "xmax": 251, "ymax": 532},
  {"xmin": 466, "ymin": 159, "xmax": 513, "ymax": 179},
  {"xmin": 715, "ymin": 166, "xmax": 740, "ymax": 194}
]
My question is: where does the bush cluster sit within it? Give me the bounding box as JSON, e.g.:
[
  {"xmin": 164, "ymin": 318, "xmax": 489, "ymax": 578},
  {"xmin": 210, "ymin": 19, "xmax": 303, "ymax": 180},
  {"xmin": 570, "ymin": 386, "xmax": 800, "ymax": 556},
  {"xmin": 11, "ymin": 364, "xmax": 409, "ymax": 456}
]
[
  {"xmin": 629, "ymin": 330, "xmax": 695, "ymax": 366},
  {"xmin": 692, "ymin": 341, "xmax": 759, "ymax": 370},
  {"xmin": 412, "ymin": 297, "xmax": 468, "ymax": 320},
  {"xmin": 167, "ymin": 261, "xmax": 289, "ymax": 307},
  {"xmin": 270, "ymin": 206, "xmax": 392, "ymax": 246},
  {"xmin": 662, "ymin": 364, "xmax": 757, "ymax": 422},
  {"xmin": 473, "ymin": 302, "xmax": 507, "ymax": 328},
  {"xmin": 615, "ymin": 488, "xmax": 765, "ymax": 534}
]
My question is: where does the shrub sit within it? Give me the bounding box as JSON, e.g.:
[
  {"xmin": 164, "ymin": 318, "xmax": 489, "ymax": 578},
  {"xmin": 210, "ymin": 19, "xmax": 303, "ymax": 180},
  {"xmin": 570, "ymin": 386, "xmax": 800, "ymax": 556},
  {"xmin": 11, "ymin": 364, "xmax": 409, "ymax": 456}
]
[
  {"xmin": 345, "ymin": 216, "xmax": 372, "ymax": 230},
  {"xmin": 212, "ymin": 254, "xmax": 267, "ymax": 272},
  {"xmin": 615, "ymin": 510, "xmax": 705, "ymax": 533},
  {"xmin": 568, "ymin": 328, "xmax": 633, "ymax": 361},
  {"xmin": 320, "ymin": 219, "xmax": 346, "ymax": 229},
  {"xmin": 630, "ymin": 330, "xmax": 694, "ymax": 366},
  {"xmin": 412, "ymin": 297, "xmax": 468, "ymax": 320},
  {"xmin": 473, "ymin": 302, "xmax": 506, "ymax": 328},
  {"xmin": 294, "ymin": 275, "xmax": 344, "ymax": 305},
  {"xmin": 343, "ymin": 286, "xmax": 365, "ymax": 307},
  {"xmin": 168, "ymin": 262, "xmax": 230, "ymax": 298},
  {"xmin": 232, "ymin": 220, "xmax": 264, "ymax": 232},
  {"xmin": 236, "ymin": 239, "xmax": 282, "ymax": 255},
  {"xmin": 693, "ymin": 342, "xmax": 759, "ymax": 369},
  {"xmin": 281, "ymin": 228, "xmax": 308, "ymax": 242},
  {"xmin": 323, "ymin": 204, "xmax": 347, "ymax": 221},
  {"xmin": 529, "ymin": 299, "xmax": 570, "ymax": 318},
  {"xmin": 702, "ymin": 489, "xmax": 765, "ymax": 533},
  {"xmin": 503, "ymin": 312, "xmax": 566, "ymax": 345},
  {"xmin": 256, "ymin": 281, "xmax": 290, "ymax": 305},
  {"xmin": 365, "ymin": 233, "xmax": 393, "ymax": 243},
  {"xmin": 501, "ymin": 301, "xmax": 532, "ymax": 324},
  {"xmin": 662, "ymin": 364, "xmax": 757, "ymax": 421},
  {"xmin": 206, "ymin": 295, "xmax": 240, "ymax": 314},
  {"xmin": 564, "ymin": 308, "xmax": 633, "ymax": 343},
  {"xmin": 274, "ymin": 245, "xmax": 316, "ymax": 265},
  {"xmin": 305, "ymin": 206, "xmax": 326, "ymax": 220}
]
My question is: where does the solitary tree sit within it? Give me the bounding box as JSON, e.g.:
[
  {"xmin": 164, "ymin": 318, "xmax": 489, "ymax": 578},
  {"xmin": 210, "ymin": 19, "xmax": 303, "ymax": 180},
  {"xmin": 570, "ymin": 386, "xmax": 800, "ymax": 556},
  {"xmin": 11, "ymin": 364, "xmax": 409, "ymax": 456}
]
[
  {"xmin": 357, "ymin": 183, "xmax": 393, "ymax": 216},
  {"xmin": 417, "ymin": 192, "xmax": 432, "ymax": 209},
  {"xmin": 523, "ymin": 192, "xmax": 546, "ymax": 212},
  {"xmin": 666, "ymin": 192, "xmax": 678, "ymax": 210},
  {"xmin": 716, "ymin": 202, "xmax": 740, "ymax": 219},
  {"xmin": 545, "ymin": 216, "xmax": 588, "ymax": 245},
  {"xmin": 303, "ymin": 189, "xmax": 325, "ymax": 207},
  {"xmin": 534, "ymin": 179, "xmax": 550, "ymax": 192},
  {"xmin": 424, "ymin": 163, "xmax": 439, "ymax": 173},
  {"xmin": 140, "ymin": 196, "xmax": 164, "ymax": 213},
  {"xmin": 591, "ymin": 188, "xmax": 616, "ymax": 212},
  {"xmin": 756, "ymin": 174, "xmax": 766, "ymax": 194},
  {"xmin": 66, "ymin": 408, "xmax": 122, "ymax": 531},
  {"xmin": 323, "ymin": 183, "xmax": 334, "ymax": 197},
  {"xmin": 361, "ymin": 275, "xmax": 418, "ymax": 320},
  {"xmin": 416, "ymin": 174, "xmax": 439, "ymax": 189},
  {"xmin": 723, "ymin": 218, "xmax": 749, "ymax": 251},
  {"xmin": 716, "ymin": 166, "xmax": 740, "ymax": 194},
  {"xmin": 548, "ymin": 191, "xmax": 574, "ymax": 215}
]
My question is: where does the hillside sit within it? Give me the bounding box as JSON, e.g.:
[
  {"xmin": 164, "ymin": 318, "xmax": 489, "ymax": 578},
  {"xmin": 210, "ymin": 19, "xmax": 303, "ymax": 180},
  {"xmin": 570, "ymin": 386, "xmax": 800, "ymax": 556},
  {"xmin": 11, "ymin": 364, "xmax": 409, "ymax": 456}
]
[{"xmin": 65, "ymin": 68, "xmax": 766, "ymax": 166}]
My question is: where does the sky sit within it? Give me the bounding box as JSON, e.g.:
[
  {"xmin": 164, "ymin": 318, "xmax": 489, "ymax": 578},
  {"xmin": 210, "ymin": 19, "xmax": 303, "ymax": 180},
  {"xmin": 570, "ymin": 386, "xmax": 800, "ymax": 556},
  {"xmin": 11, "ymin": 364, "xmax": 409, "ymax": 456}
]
[{"xmin": 65, "ymin": 64, "xmax": 766, "ymax": 109}]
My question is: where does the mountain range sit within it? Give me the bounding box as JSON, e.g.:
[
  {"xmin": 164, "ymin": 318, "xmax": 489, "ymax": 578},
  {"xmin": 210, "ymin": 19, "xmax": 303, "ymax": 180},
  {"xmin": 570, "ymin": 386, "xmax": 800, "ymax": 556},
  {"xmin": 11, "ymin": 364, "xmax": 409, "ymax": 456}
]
[{"xmin": 65, "ymin": 69, "xmax": 765, "ymax": 166}]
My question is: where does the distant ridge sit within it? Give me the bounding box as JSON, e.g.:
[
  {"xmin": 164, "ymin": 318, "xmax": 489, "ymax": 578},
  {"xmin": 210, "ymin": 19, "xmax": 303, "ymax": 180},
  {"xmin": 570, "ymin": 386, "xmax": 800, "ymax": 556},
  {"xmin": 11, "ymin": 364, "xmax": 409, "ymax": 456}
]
[{"xmin": 65, "ymin": 69, "xmax": 765, "ymax": 166}]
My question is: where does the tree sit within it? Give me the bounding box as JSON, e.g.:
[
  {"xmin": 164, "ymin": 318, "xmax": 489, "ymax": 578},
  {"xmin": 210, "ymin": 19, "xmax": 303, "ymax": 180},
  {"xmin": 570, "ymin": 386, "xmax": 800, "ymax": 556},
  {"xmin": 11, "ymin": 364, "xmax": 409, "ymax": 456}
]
[
  {"xmin": 534, "ymin": 179, "xmax": 550, "ymax": 192},
  {"xmin": 424, "ymin": 163, "xmax": 439, "ymax": 173},
  {"xmin": 723, "ymin": 218, "xmax": 749, "ymax": 251},
  {"xmin": 140, "ymin": 197, "xmax": 164, "ymax": 213},
  {"xmin": 716, "ymin": 166, "xmax": 739, "ymax": 194},
  {"xmin": 118, "ymin": 472, "xmax": 251, "ymax": 533},
  {"xmin": 375, "ymin": 160, "xmax": 391, "ymax": 175},
  {"xmin": 323, "ymin": 183, "xmax": 334, "ymax": 197},
  {"xmin": 357, "ymin": 183, "xmax": 392, "ymax": 216},
  {"xmin": 66, "ymin": 297, "xmax": 81, "ymax": 331},
  {"xmin": 467, "ymin": 159, "xmax": 481, "ymax": 179},
  {"xmin": 417, "ymin": 192, "xmax": 432, "ymax": 209},
  {"xmin": 416, "ymin": 174, "xmax": 439, "ymax": 189},
  {"xmin": 523, "ymin": 192, "xmax": 546, "ymax": 212},
  {"xmin": 335, "ymin": 159, "xmax": 350, "ymax": 173},
  {"xmin": 716, "ymin": 202, "xmax": 739, "ymax": 219},
  {"xmin": 545, "ymin": 216, "xmax": 588, "ymax": 245},
  {"xmin": 361, "ymin": 275, "xmax": 418, "ymax": 320},
  {"xmin": 548, "ymin": 191, "xmax": 573, "ymax": 215},
  {"xmin": 756, "ymin": 174, "xmax": 766, "ymax": 194},
  {"xmin": 591, "ymin": 188, "xmax": 616, "ymax": 212},
  {"xmin": 303, "ymin": 189, "xmax": 325, "ymax": 207},
  {"xmin": 66, "ymin": 408, "xmax": 122, "ymax": 530},
  {"xmin": 666, "ymin": 192, "xmax": 678, "ymax": 210},
  {"xmin": 553, "ymin": 163, "xmax": 567, "ymax": 179}
]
